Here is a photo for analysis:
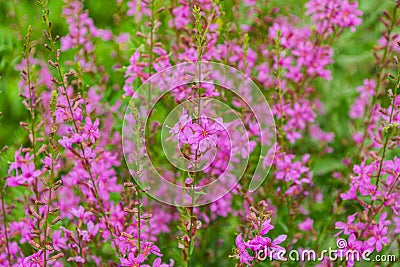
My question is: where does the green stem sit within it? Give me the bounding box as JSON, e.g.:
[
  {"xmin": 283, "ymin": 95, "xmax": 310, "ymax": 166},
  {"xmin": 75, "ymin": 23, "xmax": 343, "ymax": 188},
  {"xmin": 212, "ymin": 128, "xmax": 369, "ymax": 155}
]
[
  {"xmin": 1, "ymin": 181, "xmax": 11, "ymax": 265},
  {"xmin": 359, "ymin": 5, "xmax": 398, "ymax": 155}
]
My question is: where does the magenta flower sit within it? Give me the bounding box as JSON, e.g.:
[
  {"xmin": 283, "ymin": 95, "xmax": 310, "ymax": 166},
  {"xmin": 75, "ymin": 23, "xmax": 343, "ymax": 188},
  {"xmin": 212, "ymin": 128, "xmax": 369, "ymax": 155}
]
[
  {"xmin": 70, "ymin": 206, "xmax": 92, "ymax": 222},
  {"xmin": 127, "ymin": 0, "xmax": 151, "ymax": 21},
  {"xmin": 298, "ymin": 218, "xmax": 314, "ymax": 231},
  {"xmin": 306, "ymin": 0, "xmax": 363, "ymax": 33},
  {"xmin": 169, "ymin": 2, "xmax": 191, "ymax": 30},
  {"xmin": 8, "ymin": 146, "xmax": 33, "ymax": 175},
  {"xmin": 142, "ymin": 258, "xmax": 171, "ymax": 267},
  {"xmin": 286, "ymin": 100, "xmax": 316, "ymax": 131},
  {"xmin": 367, "ymin": 222, "xmax": 390, "ymax": 252},
  {"xmin": 84, "ymin": 117, "xmax": 100, "ymax": 143},
  {"xmin": 235, "ymin": 234, "xmax": 254, "ymax": 266},
  {"xmin": 260, "ymin": 218, "xmax": 274, "ymax": 235},
  {"xmin": 247, "ymin": 234, "xmax": 287, "ymax": 260},
  {"xmin": 167, "ymin": 112, "xmax": 192, "ymax": 144},
  {"xmin": 335, "ymin": 213, "xmax": 356, "ymax": 236},
  {"xmin": 67, "ymin": 256, "xmax": 86, "ymax": 263},
  {"xmin": 336, "ymin": 234, "xmax": 362, "ymax": 267},
  {"xmin": 22, "ymin": 251, "xmax": 44, "ymax": 267},
  {"xmin": 341, "ymin": 161, "xmax": 377, "ymax": 200},
  {"xmin": 188, "ymin": 117, "xmax": 224, "ymax": 152},
  {"xmin": 120, "ymin": 252, "xmax": 146, "ymax": 267},
  {"xmin": 58, "ymin": 132, "xmax": 87, "ymax": 149},
  {"xmin": 275, "ymin": 154, "xmax": 309, "ymax": 182},
  {"xmin": 14, "ymin": 163, "xmax": 41, "ymax": 185}
]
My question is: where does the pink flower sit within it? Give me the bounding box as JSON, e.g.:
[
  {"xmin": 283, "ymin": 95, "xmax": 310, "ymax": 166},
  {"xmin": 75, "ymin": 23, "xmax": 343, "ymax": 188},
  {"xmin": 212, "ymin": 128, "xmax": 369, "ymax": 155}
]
[
  {"xmin": 142, "ymin": 258, "xmax": 171, "ymax": 267},
  {"xmin": 58, "ymin": 132, "xmax": 87, "ymax": 149},
  {"xmin": 260, "ymin": 219, "xmax": 274, "ymax": 235},
  {"xmin": 306, "ymin": 0, "xmax": 363, "ymax": 33},
  {"xmin": 350, "ymin": 79, "xmax": 376, "ymax": 119},
  {"xmin": 169, "ymin": 2, "xmax": 191, "ymax": 30},
  {"xmin": 120, "ymin": 252, "xmax": 145, "ymax": 266},
  {"xmin": 84, "ymin": 117, "xmax": 100, "ymax": 143},
  {"xmin": 127, "ymin": 0, "xmax": 151, "ymax": 21},
  {"xmin": 286, "ymin": 100, "xmax": 316, "ymax": 131},
  {"xmin": 188, "ymin": 117, "xmax": 224, "ymax": 153},
  {"xmin": 335, "ymin": 213, "xmax": 356, "ymax": 236},
  {"xmin": 123, "ymin": 51, "xmax": 148, "ymax": 97},
  {"xmin": 67, "ymin": 256, "xmax": 86, "ymax": 263},
  {"xmin": 336, "ymin": 234, "xmax": 362, "ymax": 266},
  {"xmin": 367, "ymin": 222, "xmax": 390, "ymax": 252},
  {"xmin": 70, "ymin": 206, "xmax": 92, "ymax": 222},
  {"xmin": 167, "ymin": 112, "xmax": 192, "ymax": 144},
  {"xmin": 298, "ymin": 218, "xmax": 314, "ymax": 231},
  {"xmin": 235, "ymin": 234, "xmax": 254, "ymax": 266},
  {"xmin": 247, "ymin": 234, "xmax": 287, "ymax": 260},
  {"xmin": 9, "ymin": 163, "xmax": 41, "ymax": 186},
  {"xmin": 22, "ymin": 251, "xmax": 44, "ymax": 266},
  {"xmin": 275, "ymin": 154, "xmax": 309, "ymax": 182}
]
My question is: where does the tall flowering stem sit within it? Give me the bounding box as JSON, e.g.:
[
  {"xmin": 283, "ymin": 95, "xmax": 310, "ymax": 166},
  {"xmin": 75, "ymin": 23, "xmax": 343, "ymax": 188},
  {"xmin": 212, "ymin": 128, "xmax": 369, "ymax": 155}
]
[
  {"xmin": 362, "ymin": 65, "xmax": 400, "ymax": 235},
  {"xmin": 359, "ymin": 3, "xmax": 399, "ymax": 155},
  {"xmin": 39, "ymin": 0, "xmax": 122, "ymax": 257},
  {"xmin": 22, "ymin": 25, "xmax": 40, "ymax": 201},
  {"xmin": 273, "ymin": 30, "xmax": 286, "ymax": 148},
  {"xmin": 0, "ymin": 146, "xmax": 11, "ymax": 265},
  {"xmin": 147, "ymin": 0, "xmax": 155, "ymax": 106},
  {"xmin": 42, "ymin": 90, "xmax": 60, "ymax": 267}
]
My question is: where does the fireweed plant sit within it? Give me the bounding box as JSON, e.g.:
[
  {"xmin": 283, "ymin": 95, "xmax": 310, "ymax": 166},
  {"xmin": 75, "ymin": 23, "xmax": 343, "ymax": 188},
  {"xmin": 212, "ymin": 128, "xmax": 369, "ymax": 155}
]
[{"xmin": 0, "ymin": 0, "xmax": 399, "ymax": 266}]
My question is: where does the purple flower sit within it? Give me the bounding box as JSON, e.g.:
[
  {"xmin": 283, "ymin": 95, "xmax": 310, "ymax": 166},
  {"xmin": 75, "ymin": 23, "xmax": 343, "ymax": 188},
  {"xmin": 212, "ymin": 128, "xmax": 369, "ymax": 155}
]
[
  {"xmin": 335, "ymin": 213, "xmax": 356, "ymax": 236},
  {"xmin": 188, "ymin": 117, "xmax": 224, "ymax": 153},
  {"xmin": 169, "ymin": 2, "xmax": 191, "ymax": 30},
  {"xmin": 260, "ymin": 219, "xmax": 274, "ymax": 235},
  {"xmin": 367, "ymin": 222, "xmax": 390, "ymax": 252},
  {"xmin": 275, "ymin": 154, "xmax": 309, "ymax": 182},
  {"xmin": 58, "ymin": 132, "xmax": 87, "ymax": 149},
  {"xmin": 22, "ymin": 251, "xmax": 44, "ymax": 267},
  {"xmin": 84, "ymin": 117, "xmax": 100, "ymax": 143},
  {"xmin": 247, "ymin": 235, "xmax": 287, "ymax": 260},
  {"xmin": 141, "ymin": 258, "xmax": 171, "ymax": 267},
  {"xmin": 120, "ymin": 252, "xmax": 145, "ymax": 266},
  {"xmin": 336, "ymin": 234, "xmax": 362, "ymax": 266},
  {"xmin": 298, "ymin": 218, "xmax": 314, "ymax": 231},
  {"xmin": 235, "ymin": 234, "xmax": 254, "ymax": 266},
  {"xmin": 11, "ymin": 163, "xmax": 41, "ymax": 186},
  {"xmin": 306, "ymin": 0, "xmax": 363, "ymax": 33},
  {"xmin": 67, "ymin": 256, "xmax": 86, "ymax": 263}
]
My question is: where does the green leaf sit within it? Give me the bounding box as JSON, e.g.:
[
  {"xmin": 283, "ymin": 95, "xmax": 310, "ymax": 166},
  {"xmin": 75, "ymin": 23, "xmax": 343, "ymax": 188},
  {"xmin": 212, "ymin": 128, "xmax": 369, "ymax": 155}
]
[{"xmin": 190, "ymin": 239, "xmax": 195, "ymax": 255}]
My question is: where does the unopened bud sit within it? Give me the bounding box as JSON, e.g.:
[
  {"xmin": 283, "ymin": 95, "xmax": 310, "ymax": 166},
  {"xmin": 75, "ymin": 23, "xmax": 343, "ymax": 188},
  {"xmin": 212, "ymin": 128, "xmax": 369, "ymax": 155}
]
[
  {"xmin": 124, "ymin": 182, "xmax": 134, "ymax": 187},
  {"xmin": 34, "ymin": 200, "xmax": 46, "ymax": 206},
  {"xmin": 141, "ymin": 214, "xmax": 153, "ymax": 220},
  {"xmin": 48, "ymin": 60, "xmax": 59, "ymax": 68},
  {"xmin": 51, "ymin": 216, "xmax": 61, "ymax": 225},
  {"xmin": 44, "ymin": 43, "xmax": 53, "ymax": 51},
  {"xmin": 49, "ymin": 207, "xmax": 60, "ymax": 214},
  {"xmin": 121, "ymin": 232, "xmax": 134, "ymax": 239},
  {"xmin": 30, "ymin": 229, "xmax": 41, "ymax": 235},
  {"xmin": 49, "ymin": 253, "xmax": 64, "ymax": 261},
  {"xmin": 29, "ymin": 239, "xmax": 41, "ymax": 249}
]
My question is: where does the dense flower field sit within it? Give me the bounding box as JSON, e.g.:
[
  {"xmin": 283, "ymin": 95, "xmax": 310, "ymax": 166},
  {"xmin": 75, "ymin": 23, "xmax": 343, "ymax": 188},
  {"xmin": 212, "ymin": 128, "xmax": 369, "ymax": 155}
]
[{"xmin": 0, "ymin": 0, "xmax": 399, "ymax": 266}]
